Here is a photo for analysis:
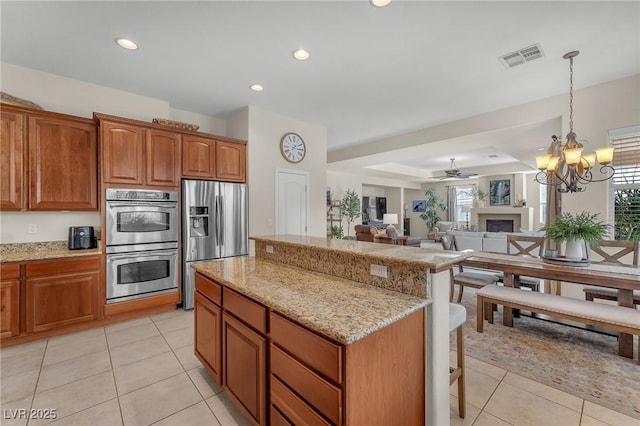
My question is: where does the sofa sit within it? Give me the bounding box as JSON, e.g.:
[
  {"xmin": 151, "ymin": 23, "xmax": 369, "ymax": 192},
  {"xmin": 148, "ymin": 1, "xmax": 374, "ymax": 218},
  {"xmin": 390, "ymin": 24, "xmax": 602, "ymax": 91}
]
[
  {"xmin": 447, "ymin": 230, "xmax": 545, "ymax": 253},
  {"xmin": 355, "ymin": 224, "xmax": 378, "ymax": 242},
  {"xmin": 354, "ymin": 224, "xmax": 421, "ymax": 247},
  {"xmin": 433, "ymin": 221, "xmax": 457, "ymax": 242}
]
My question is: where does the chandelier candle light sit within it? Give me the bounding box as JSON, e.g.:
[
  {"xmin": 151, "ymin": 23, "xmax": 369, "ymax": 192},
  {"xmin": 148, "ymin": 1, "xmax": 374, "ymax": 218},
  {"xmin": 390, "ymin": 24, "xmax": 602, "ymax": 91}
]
[{"xmin": 535, "ymin": 51, "xmax": 615, "ymax": 193}]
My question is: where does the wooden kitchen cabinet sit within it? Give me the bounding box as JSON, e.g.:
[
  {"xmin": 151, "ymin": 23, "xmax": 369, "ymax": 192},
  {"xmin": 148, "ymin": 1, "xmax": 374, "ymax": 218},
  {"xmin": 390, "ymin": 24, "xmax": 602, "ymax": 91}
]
[
  {"xmin": 146, "ymin": 129, "xmax": 180, "ymax": 187},
  {"xmin": 98, "ymin": 115, "xmax": 181, "ymax": 188},
  {"xmin": 28, "ymin": 115, "xmax": 98, "ymax": 210},
  {"xmin": 182, "ymin": 136, "xmax": 247, "ymax": 182},
  {"xmin": 215, "ymin": 140, "xmax": 246, "ymax": 182},
  {"xmin": 194, "ymin": 269, "xmax": 424, "ymax": 426},
  {"xmin": 0, "ymin": 264, "xmax": 21, "ymax": 339},
  {"xmin": 1, "ymin": 105, "xmax": 98, "ymax": 211},
  {"xmin": 101, "ymin": 120, "xmax": 145, "ymax": 185},
  {"xmin": 223, "ymin": 312, "xmax": 267, "ymax": 426},
  {"xmin": 182, "ymin": 135, "xmax": 215, "ymax": 178},
  {"xmin": 194, "ymin": 291, "xmax": 222, "ymax": 384},
  {"xmin": 0, "ymin": 110, "xmax": 25, "ymax": 210},
  {"xmin": 25, "ymin": 256, "xmax": 101, "ymax": 333}
]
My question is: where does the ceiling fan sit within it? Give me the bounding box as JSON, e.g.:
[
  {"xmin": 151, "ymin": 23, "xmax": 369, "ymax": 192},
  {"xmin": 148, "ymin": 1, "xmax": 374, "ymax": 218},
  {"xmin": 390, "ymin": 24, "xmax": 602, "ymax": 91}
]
[{"xmin": 436, "ymin": 158, "xmax": 479, "ymax": 179}]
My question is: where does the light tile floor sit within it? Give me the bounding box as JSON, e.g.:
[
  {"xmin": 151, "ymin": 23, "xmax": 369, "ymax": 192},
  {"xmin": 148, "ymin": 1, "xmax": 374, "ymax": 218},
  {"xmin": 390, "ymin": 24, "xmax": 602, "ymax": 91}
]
[{"xmin": 0, "ymin": 310, "xmax": 637, "ymax": 426}]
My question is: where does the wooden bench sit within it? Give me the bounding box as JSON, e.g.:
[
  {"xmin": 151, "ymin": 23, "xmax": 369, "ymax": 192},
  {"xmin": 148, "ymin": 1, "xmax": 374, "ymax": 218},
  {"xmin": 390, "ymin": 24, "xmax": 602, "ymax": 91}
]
[{"xmin": 476, "ymin": 286, "xmax": 640, "ymax": 364}]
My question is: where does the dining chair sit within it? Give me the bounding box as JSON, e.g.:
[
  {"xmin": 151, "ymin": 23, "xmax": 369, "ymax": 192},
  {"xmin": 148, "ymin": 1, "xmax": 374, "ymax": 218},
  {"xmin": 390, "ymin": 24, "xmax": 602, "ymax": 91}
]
[
  {"xmin": 449, "ymin": 302, "xmax": 466, "ymax": 418},
  {"xmin": 583, "ymin": 240, "xmax": 640, "ymax": 306},
  {"xmin": 441, "ymin": 235, "xmax": 498, "ymax": 303},
  {"xmin": 505, "ymin": 234, "xmax": 545, "ymax": 292}
]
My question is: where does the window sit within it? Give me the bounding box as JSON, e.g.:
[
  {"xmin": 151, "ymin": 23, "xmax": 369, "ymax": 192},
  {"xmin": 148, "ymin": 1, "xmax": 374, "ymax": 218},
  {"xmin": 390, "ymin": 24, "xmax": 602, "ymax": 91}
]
[
  {"xmin": 456, "ymin": 186, "xmax": 473, "ymax": 228},
  {"xmin": 610, "ymin": 126, "xmax": 640, "ymax": 240},
  {"xmin": 539, "ymin": 184, "xmax": 547, "ymax": 224}
]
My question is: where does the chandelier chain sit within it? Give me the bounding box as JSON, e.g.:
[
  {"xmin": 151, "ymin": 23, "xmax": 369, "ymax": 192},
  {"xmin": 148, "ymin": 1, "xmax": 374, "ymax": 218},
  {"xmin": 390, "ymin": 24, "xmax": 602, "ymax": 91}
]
[{"xmin": 569, "ymin": 56, "xmax": 574, "ymax": 133}]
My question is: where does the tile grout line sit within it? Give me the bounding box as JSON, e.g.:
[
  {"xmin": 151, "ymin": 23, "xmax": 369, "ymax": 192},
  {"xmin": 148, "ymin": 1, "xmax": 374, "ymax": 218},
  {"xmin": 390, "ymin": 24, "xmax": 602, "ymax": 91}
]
[{"xmin": 105, "ymin": 320, "xmax": 127, "ymax": 426}]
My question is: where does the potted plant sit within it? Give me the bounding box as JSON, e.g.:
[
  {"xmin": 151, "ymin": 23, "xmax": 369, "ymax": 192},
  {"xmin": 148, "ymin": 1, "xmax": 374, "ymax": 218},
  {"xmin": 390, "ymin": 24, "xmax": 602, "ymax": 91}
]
[
  {"xmin": 340, "ymin": 189, "xmax": 361, "ymax": 239},
  {"xmin": 420, "ymin": 187, "xmax": 447, "ymax": 233},
  {"xmin": 468, "ymin": 186, "xmax": 487, "ymax": 207},
  {"xmin": 330, "ymin": 225, "xmax": 344, "ymax": 239},
  {"xmin": 543, "ymin": 211, "xmax": 610, "ymax": 260}
]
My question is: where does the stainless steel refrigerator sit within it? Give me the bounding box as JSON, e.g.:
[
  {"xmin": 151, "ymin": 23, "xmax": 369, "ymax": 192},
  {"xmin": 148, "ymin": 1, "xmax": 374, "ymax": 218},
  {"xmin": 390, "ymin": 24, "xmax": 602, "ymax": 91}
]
[{"xmin": 182, "ymin": 180, "xmax": 248, "ymax": 309}]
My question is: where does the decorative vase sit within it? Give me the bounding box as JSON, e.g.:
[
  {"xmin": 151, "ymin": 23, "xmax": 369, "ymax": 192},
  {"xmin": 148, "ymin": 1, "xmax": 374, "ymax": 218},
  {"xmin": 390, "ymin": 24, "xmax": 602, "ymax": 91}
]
[{"xmin": 565, "ymin": 239, "xmax": 584, "ymax": 260}]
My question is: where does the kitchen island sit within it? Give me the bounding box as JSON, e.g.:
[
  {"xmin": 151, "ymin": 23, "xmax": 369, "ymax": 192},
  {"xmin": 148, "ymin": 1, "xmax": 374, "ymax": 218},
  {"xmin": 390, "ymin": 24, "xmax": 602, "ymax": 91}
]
[{"xmin": 193, "ymin": 235, "xmax": 470, "ymax": 426}]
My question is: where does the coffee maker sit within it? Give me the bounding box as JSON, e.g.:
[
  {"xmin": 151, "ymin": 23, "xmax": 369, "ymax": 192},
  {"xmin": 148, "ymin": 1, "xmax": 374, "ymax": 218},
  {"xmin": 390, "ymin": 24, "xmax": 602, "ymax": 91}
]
[{"xmin": 68, "ymin": 226, "xmax": 97, "ymax": 250}]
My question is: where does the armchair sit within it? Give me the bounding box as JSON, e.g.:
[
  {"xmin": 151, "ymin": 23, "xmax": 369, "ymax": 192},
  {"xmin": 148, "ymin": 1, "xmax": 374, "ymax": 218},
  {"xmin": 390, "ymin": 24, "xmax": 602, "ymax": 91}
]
[{"xmin": 433, "ymin": 221, "xmax": 456, "ymax": 242}]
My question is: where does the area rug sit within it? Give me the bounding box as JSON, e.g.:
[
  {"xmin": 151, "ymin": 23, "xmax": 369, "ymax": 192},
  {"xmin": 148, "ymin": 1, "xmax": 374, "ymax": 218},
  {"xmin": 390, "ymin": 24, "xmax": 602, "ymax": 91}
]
[{"xmin": 455, "ymin": 289, "xmax": 640, "ymax": 419}]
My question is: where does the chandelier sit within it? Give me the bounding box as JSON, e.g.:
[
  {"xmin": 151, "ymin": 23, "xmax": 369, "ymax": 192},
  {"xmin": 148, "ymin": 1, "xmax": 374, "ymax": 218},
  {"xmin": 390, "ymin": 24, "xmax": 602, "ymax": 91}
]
[{"xmin": 534, "ymin": 51, "xmax": 615, "ymax": 193}]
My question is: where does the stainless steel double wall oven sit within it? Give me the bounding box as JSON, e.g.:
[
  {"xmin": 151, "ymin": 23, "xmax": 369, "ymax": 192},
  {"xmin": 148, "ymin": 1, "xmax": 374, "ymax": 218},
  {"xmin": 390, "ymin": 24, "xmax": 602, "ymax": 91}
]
[{"xmin": 105, "ymin": 188, "xmax": 179, "ymax": 303}]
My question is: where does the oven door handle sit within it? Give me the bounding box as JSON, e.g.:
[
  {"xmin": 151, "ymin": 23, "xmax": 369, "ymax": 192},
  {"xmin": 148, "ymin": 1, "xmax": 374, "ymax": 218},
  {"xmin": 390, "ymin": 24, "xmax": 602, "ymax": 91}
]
[
  {"xmin": 107, "ymin": 202, "xmax": 177, "ymax": 208},
  {"xmin": 107, "ymin": 250, "xmax": 177, "ymax": 259}
]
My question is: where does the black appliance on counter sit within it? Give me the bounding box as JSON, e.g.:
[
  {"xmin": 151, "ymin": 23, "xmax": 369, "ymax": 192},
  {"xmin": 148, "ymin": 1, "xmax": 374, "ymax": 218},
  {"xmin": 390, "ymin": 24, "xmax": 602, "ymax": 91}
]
[{"xmin": 68, "ymin": 226, "xmax": 97, "ymax": 250}]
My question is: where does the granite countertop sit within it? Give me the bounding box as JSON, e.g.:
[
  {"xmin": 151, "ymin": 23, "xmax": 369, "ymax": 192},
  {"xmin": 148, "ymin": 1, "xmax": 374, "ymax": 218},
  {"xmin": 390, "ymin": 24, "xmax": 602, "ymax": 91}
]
[
  {"xmin": 192, "ymin": 256, "xmax": 430, "ymax": 345},
  {"xmin": 251, "ymin": 235, "xmax": 471, "ymax": 271},
  {"xmin": 0, "ymin": 241, "xmax": 101, "ymax": 263}
]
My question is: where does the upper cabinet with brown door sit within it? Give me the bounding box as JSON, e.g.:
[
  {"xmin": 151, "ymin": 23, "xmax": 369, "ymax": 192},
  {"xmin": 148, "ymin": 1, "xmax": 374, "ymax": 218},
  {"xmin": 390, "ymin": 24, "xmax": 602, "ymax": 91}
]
[
  {"xmin": 215, "ymin": 140, "xmax": 246, "ymax": 182},
  {"xmin": 147, "ymin": 129, "xmax": 180, "ymax": 186},
  {"xmin": 97, "ymin": 114, "xmax": 181, "ymax": 188},
  {"xmin": 182, "ymin": 135, "xmax": 215, "ymax": 179},
  {"xmin": 0, "ymin": 109, "xmax": 25, "ymax": 210},
  {"xmin": 0, "ymin": 104, "xmax": 98, "ymax": 211},
  {"xmin": 182, "ymin": 136, "xmax": 246, "ymax": 182},
  {"xmin": 101, "ymin": 120, "xmax": 145, "ymax": 185},
  {"xmin": 28, "ymin": 115, "xmax": 98, "ymax": 210}
]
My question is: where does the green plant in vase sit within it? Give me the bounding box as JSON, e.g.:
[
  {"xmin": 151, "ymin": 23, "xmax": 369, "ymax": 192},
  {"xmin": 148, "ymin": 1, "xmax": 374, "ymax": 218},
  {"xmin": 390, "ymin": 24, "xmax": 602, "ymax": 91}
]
[
  {"xmin": 419, "ymin": 187, "xmax": 447, "ymax": 232},
  {"xmin": 339, "ymin": 189, "xmax": 361, "ymax": 238},
  {"xmin": 330, "ymin": 225, "xmax": 344, "ymax": 239},
  {"xmin": 543, "ymin": 211, "xmax": 610, "ymax": 260}
]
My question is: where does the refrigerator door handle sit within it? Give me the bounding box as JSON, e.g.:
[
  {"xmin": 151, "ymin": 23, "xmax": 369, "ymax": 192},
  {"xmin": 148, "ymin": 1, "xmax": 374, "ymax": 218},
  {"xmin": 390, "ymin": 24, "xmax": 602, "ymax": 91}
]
[
  {"xmin": 219, "ymin": 195, "xmax": 224, "ymax": 245},
  {"xmin": 214, "ymin": 195, "xmax": 222, "ymax": 244}
]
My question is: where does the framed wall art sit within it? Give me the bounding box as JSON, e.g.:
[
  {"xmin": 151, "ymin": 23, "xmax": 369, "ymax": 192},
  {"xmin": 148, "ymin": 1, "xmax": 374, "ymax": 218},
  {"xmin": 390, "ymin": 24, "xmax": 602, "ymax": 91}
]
[
  {"xmin": 412, "ymin": 200, "xmax": 427, "ymax": 212},
  {"xmin": 489, "ymin": 179, "xmax": 511, "ymax": 206}
]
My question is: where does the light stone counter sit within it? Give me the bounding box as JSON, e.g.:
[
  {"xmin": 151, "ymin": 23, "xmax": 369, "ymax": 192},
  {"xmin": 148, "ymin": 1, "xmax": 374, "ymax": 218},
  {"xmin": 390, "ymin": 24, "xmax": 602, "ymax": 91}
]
[
  {"xmin": 192, "ymin": 256, "xmax": 429, "ymax": 345},
  {"xmin": 0, "ymin": 241, "xmax": 101, "ymax": 263},
  {"xmin": 250, "ymin": 235, "xmax": 459, "ymax": 425},
  {"xmin": 252, "ymin": 235, "xmax": 470, "ymax": 272}
]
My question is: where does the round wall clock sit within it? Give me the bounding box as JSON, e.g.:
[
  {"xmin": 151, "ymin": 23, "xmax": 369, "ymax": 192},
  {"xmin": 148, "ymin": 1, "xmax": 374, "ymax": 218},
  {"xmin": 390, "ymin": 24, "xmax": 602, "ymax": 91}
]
[{"xmin": 280, "ymin": 132, "xmax": 306, "ymax": 163}]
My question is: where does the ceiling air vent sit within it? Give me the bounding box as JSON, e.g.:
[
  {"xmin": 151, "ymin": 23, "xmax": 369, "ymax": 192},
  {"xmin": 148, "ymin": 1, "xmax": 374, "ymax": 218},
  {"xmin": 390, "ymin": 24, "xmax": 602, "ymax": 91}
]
[{"xmin": 499, "ymin": 43, "xmax": 545, "ymax": 69}]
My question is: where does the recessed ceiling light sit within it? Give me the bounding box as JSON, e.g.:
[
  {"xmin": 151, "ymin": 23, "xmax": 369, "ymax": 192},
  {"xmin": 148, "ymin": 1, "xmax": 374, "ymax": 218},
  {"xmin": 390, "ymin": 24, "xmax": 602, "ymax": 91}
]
[
  {"xmin": 370, "ymin": 0, "xmax": 391, "ymax": 7},
  {"xmin": 292, "ymin": 49, "xmax": 310, "ymax": 61},
  {"xmin": 115, "ymin": 38, "xmax": 138, "ymax": 50},
  {"xmin": 537, "ymin": 147, "xmax": 547, "ymax": 151},
  {"xmin": 250, "ymin": 84, "xmax": 264, "ymax": 92}
]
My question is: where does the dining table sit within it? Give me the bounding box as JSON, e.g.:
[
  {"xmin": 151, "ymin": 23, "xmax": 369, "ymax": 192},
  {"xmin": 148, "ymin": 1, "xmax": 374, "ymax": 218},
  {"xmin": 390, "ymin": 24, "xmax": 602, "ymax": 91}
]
[{"xmin": 462, "ymin": 251, "xmax": 640, "ymax": 359}]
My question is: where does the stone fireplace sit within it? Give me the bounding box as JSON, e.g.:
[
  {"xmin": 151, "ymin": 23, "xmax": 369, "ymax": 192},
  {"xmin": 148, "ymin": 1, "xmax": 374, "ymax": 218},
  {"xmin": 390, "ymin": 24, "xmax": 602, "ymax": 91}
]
[
  {"xmin": 486, "ymin": 219, "xmax": 514, "ymax": 233},
  {"xmin": 470, "ymin": 207, "xmax": 534, "ymax": 231}
]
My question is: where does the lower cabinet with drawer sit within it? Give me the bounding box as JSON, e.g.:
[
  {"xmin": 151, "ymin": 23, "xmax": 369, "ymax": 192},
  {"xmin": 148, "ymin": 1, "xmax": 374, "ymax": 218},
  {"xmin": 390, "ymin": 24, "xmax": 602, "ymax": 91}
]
[
  {"xmin": 194, "ymin": 272, "xmax": 425, "ymax": 426},
  {"xmin": 25, "ymin": 256, "xmax": 101, "ymax": 333},
  {"xmin": 222, "ymin": 287, "xmax": 268, "ymax": 426},
  {"xmin": 0, "ymin": 263, "xmax": 21, "ymax": 339}
]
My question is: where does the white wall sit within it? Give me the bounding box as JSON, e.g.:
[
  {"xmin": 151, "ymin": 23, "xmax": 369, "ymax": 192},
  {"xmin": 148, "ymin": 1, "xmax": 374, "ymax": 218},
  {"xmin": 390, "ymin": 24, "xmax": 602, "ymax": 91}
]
[
  {"xmin": 228, "ymin": 107, "xmax": 327, "ymax": 254},
  {"xmin": 0, "ymin": 62, "xmax": 226, "ymax": 243},
  {"xmin": 327, "ymin": 171, "xmax": 422, "ymax": 237}
]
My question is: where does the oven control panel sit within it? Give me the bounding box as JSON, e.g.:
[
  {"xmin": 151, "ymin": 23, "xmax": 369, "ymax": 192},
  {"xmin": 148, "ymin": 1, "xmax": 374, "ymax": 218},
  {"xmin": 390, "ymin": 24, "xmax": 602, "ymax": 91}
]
[{"xmin": 106, "ymin": 188, "xmax": 178, "ymax": 202}]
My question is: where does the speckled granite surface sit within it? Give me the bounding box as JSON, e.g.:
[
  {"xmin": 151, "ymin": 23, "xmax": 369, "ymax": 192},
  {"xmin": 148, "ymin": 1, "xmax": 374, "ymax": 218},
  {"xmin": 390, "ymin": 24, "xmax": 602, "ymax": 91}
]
[
  {"xmin": 0, "ymin": 241, "xmax": 101, "ymax": 263},
  {"xmin": 253, "ymin": 235, "xmax": 468, "ymax": 298},
  {"xmin": 193, "ymin": 257, "xmax": 429, "ymax": 345}
]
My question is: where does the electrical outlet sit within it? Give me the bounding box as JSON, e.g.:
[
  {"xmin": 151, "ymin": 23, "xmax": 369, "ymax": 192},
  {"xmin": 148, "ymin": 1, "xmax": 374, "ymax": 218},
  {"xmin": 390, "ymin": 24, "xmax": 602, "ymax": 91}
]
[
  {"xmin": 370, "ymin": 264, "xmax": 388, "ymax": 278},
  {"xmin": 28, "ymin": 224, "xmax": 37, "ymax": 234},
  {"xmin": 266, "ymin": 245, "xmax": 274, "ymax": 254}
]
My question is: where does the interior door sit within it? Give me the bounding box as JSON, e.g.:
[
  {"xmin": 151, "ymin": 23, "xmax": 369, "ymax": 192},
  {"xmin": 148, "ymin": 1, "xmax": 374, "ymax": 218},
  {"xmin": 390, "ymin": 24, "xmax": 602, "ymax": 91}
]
[{"xmin": 276, "ymin": 169, "xmax": 309, "ymax": 236}]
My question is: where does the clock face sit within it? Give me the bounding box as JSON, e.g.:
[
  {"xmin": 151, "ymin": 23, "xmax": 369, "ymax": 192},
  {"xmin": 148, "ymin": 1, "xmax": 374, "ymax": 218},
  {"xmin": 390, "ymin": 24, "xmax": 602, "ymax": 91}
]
[{"xmin": 280, "ymin": 133, "xmax": 306, "ymax": 163}]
